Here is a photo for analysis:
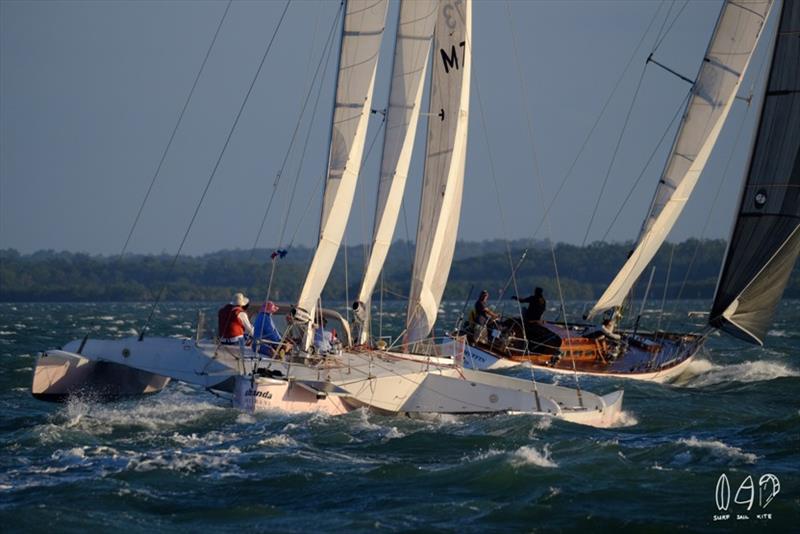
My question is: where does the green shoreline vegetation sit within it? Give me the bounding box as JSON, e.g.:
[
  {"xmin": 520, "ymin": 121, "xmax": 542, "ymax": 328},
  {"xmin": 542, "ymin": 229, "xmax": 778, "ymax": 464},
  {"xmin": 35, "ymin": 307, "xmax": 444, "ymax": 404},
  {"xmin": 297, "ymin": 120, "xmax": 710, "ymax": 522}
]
[{"xmin": 1, "ymin": 238, "xmax": 788, "ymax": 303}]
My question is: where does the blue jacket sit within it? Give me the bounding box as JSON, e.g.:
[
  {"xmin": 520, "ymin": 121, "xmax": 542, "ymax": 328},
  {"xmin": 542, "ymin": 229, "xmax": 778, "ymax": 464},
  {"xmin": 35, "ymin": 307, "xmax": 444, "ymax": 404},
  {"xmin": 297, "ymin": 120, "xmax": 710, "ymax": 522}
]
[{"xmin": 253, "ymin": 312, "xmax": 281, "ymax": 343}]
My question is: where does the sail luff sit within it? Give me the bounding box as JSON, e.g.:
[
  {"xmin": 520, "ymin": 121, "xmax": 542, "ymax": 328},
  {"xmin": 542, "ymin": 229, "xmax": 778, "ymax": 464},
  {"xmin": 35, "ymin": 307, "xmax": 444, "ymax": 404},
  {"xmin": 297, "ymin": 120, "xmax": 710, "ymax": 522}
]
[
  {"xmin": 710, "ymin": 0, "xmax": 800, "ymax": 344},
  {"xmin": 295, "ymin": 0, "xmax": 389, "ymax": 324},
  {"xmin": 355, "ymin": 0, "xmax": 437, "ymax": 344},
  {"xmin": 405, "ymin": 0, "xmax": 472, "ymax": 345},
  {"xmin": 589, "ymin": 0, "xmax": 773, "ymax": 318}
]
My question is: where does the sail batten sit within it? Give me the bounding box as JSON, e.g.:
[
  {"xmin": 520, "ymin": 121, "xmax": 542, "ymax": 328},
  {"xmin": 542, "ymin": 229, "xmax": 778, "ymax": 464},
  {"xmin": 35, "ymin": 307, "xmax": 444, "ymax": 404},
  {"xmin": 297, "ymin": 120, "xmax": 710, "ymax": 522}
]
[
  {"xmin": 296, "ymin": 0, "xmax": 389, "ymax": 323},
  {"xmin": 354, "ymin": 0, "xmax": 437, "ymax": 343},
  {"xmin": 711, "ymin": 0, "xmax": 800, "ymax": 345},
  {"xmin": 589, "ymin": 0, "xmax": 772, "ymax": 318},
  {"xmin": 405, "ymin": 0, "xmax": 472, "ymax": 345}
]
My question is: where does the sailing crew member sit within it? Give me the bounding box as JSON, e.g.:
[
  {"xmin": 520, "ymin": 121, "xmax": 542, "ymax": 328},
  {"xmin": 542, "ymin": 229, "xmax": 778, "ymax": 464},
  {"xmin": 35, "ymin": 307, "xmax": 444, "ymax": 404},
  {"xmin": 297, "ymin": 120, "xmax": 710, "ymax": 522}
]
[
  {"xmin": 512, "ymin": 287, "xmax": 547, "ymax": 322},
  {"xmin": 218, "ymin": 292, "xmax": 254, "ymax": 345},
  {"xmin": 314, "ymin": 318, "xmax": 335, "ymax": 354},
  {"xmin": 585, "ymin": 319, "xmax": 622, "ymax": 342},
  {"xmin": 474, "ymin": 290, "xmax": 500, "ymax": 326},
  {"xmin": 253, "ymin": 301, "xmax": 283, "ymax": 356},
  {"xmin": 600, "ymin": 318, "xmax": 621, "ymax": 341}
]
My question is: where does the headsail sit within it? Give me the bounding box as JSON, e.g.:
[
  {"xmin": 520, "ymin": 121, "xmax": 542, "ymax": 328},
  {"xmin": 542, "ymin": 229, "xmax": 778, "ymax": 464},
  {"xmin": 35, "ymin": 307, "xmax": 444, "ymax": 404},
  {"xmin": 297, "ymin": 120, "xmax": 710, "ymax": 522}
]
[
  {"xmin": 710, "ymin": 0, "xmax": 800, "ymax": 345},
  {"xmin": 589, "ymin": 0, "xmax": 772, "ymax": 318},
  {"xmin": 405, "ymin": 0, "xmax": 472, "ymax": 345},
  {"xmin": 355, "ymin": 0, "xmax": 437, "ymax": 342},
  {"xmin": 295, "ymin": 0, "xmax": 389, "ymax": 322}
]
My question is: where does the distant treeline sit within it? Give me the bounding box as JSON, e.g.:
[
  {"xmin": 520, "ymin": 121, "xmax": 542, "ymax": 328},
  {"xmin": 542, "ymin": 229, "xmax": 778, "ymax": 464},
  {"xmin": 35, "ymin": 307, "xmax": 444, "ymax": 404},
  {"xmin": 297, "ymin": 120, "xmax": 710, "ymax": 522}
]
[{"xmin": 2, "ymin": 238, "xmax": 795, "ymax": 303}]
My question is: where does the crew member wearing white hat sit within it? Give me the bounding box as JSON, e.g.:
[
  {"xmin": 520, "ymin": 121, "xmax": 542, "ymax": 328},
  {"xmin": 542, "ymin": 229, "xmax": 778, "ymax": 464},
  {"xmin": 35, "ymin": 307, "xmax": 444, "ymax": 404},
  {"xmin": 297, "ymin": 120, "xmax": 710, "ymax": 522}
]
[{"xmin": 218, "ymin": 292, "xmax": 254, "ymax": 345}]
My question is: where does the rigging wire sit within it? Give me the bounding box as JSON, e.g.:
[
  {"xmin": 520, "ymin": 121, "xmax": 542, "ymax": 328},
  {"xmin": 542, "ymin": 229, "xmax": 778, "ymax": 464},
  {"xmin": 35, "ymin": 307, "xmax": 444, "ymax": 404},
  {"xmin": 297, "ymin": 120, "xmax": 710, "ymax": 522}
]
[
  {"xmin": 504, "ymin": 1, "xmax": 581, "ymax": 404},
  {"xmin": 598, "ymin": 91, "xmax": 689, "ymax": 243},
  {"xmin": 264, "ymin": 3, "xmax": 343, "ymax": 299},
  {"xmin": 251, "ymin": 2, "xmax": 344, "ymax": 258},
  {"xmin": 138, "ymin": 0, "xmax": 292, "ymax": 337},
  {"xmin": 651, "ymin": 0, "xmax": 691, "ymax": 55},
  {"xmin": 652, "ymin": 0, "xmax": 677, "ymax": 51},
  {"xmin": 580, "ymin": 61, "xmax": 650, "ymax": 246},
  {"xmin": 525, "ymin": 1, "xmax": 667, "ymax": 243},
  {"xmin": 119, "ymin": 0, "xmax": 233, "ymax": 258},
  {"xmin": 472, "ymin": 53, "xmax": 530, "ymax": 360}
]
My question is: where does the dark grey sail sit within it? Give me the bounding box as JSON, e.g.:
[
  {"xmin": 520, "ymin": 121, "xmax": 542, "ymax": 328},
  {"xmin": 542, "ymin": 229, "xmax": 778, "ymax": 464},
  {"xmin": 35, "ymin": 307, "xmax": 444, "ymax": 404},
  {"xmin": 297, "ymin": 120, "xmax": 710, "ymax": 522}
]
[{"xmin": 710, "ymin": 0, "xmax": 800, "ymax": 345}]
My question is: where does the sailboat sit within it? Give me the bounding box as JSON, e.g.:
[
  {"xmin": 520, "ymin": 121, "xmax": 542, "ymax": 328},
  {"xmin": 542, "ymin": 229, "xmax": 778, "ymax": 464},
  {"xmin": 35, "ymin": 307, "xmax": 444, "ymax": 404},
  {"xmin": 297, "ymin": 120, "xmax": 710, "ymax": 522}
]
[
  {"xmin": 31, "ymin": 0, "xmax": 624, "ymax": 428},
  {"xmin": 457, "ymin": 0, "xmax": 799, "ymax": 382}
]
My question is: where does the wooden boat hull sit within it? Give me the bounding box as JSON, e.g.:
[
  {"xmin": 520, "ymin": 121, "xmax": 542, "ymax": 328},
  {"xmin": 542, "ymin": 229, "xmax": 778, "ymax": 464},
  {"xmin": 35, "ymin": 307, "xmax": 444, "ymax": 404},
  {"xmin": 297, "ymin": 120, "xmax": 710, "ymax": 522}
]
[{"xmin": 462, "ymin": 321, "xmax": 702, "ymax": 383}]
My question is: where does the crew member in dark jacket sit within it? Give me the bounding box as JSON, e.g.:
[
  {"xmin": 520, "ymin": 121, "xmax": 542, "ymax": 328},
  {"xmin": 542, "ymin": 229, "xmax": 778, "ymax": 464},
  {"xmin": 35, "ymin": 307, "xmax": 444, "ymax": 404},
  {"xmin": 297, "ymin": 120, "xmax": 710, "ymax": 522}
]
[{"xmin": 512, "ymin": 287, "xmax": 547, "ymax": 322}]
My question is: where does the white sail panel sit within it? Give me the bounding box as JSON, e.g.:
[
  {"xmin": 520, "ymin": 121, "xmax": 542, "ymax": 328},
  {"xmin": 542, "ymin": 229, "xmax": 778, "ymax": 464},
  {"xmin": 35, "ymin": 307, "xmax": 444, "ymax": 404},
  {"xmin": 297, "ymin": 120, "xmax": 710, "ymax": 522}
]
[
  {"xmin": 356, "ymin": 0, "xmax": 437, "ymax": 330},
  {"xmin": 589, "ymin": 0, "xmax": 772, "ymax": 318},
  {"xmin": 296, "ymin": 0, "xmax": 389, "ymax": 320},
  {"xmin": 406, "ymin": 0, "xmax": 472, "ymax": 345}
]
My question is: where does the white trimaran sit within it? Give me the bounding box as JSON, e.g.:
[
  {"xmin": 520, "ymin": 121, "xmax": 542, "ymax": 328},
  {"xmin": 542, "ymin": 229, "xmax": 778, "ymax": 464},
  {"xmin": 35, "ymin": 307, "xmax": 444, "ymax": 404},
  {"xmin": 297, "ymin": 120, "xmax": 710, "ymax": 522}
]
[{"xmin": 32, "ymin": 0, "xmax": 623, "ymax": 427}]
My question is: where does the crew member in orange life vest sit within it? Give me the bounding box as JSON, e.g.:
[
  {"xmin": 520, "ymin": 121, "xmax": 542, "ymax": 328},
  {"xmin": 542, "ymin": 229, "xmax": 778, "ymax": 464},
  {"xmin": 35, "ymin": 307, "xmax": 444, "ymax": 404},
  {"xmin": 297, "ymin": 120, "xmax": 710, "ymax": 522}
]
[{"xmin": 218, "ymin": 292, "xmax": 255, "ymax": 344}]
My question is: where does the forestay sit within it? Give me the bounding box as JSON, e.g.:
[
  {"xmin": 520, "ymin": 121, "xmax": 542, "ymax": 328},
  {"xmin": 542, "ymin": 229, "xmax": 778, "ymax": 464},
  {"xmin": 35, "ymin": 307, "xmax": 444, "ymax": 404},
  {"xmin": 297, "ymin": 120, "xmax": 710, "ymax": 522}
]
[
  {"xmin": 406, "ymin": 0, "xmax": 471, "ymax": 345},
  {"xmin": 296, "ymin": 0, "xmax": 389, "ymax": 322},
  {"xmin": 590, "ymin": 0, "xmax": 772, "ymax": 318},
  {"xmin": 356, "ymin": 0, "xmax": 437, "ymax": 342},
  {"xmin": 710, "ymin": 0, "xmax": 800, "ymax": 345}
]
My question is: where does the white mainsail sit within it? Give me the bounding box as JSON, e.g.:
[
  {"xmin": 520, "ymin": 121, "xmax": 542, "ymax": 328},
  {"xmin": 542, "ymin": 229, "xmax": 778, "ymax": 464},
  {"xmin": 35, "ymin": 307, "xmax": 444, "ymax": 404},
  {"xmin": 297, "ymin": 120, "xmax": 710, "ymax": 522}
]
[
  {"xmin": 355, "ymin": 0, "xmax": 437, "ymax": 342},
  {"xmin": 589, "ymin": 0, "xmax": 772, "ymax": 318},
  {"xmin": 296, "ymin": 0, "xmax": 389, "ymax": 323},
  {"xmin": 405, "ymin": 0, "xmax": 472, "ymax": 345}
]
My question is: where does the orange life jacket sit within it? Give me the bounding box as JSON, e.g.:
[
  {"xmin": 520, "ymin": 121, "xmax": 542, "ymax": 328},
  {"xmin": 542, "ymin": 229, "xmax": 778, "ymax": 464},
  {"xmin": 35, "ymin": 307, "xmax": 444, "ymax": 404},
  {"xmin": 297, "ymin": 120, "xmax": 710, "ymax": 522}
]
[{"xmin": 218, "ymin": 304, "xmax": 245, "ymax": 338}]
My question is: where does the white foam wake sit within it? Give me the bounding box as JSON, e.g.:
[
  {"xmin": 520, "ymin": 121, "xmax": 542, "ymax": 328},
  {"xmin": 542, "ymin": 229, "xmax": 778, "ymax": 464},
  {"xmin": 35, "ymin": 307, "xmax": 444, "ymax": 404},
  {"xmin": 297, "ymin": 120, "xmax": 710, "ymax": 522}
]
[
  {"xmin": 678, "ymin": 436, "xmax": 758, "ymax": 464},
  {"xmin": 680, "ymin": 359, "xmax": 798, "ymax": 387}
]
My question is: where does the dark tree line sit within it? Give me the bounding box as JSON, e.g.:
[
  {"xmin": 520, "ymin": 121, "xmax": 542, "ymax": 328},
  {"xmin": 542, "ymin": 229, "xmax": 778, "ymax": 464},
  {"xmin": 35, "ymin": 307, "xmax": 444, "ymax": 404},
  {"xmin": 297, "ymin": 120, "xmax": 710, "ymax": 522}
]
[{"xmin": 1, "ymin": 238, "xmax": 794, "ymax": 303}]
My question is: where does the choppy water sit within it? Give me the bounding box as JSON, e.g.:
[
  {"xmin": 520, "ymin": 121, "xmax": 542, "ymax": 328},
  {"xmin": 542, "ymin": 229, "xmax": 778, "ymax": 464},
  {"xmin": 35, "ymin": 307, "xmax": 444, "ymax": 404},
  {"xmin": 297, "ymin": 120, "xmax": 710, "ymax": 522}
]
[{"xmin": 1, "ymin": 301, "xmax": 798, "ymax": 532}]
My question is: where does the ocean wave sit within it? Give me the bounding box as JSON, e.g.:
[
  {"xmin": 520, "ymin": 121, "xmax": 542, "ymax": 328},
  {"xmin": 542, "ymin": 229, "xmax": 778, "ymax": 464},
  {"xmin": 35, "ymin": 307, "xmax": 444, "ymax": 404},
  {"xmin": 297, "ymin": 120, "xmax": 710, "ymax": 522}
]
[
  {"xmin": 509, "ymin": 444, "xmax": 558, "ymax": 468},
  {"xmin": 678, "ymin": 436, "xmax": 758, "ymax": 464},
  {"xmin": 38, "ymin": 391, "xmax": 227, "ymax": 442},
  {"xmin": 678, "ymin": 359, "xmax": 798, "ymax": 387},
  {"xmin": 127, "ymin": 446, "xmax": 245, "ymax": 477}
]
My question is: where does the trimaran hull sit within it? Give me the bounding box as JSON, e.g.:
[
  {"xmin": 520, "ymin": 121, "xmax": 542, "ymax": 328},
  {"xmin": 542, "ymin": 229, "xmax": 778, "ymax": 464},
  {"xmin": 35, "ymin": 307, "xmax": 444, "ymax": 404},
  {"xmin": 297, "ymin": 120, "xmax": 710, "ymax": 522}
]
[{"xmin": 31, "ymin": 336, "xmax": 623, "ymax": 428}]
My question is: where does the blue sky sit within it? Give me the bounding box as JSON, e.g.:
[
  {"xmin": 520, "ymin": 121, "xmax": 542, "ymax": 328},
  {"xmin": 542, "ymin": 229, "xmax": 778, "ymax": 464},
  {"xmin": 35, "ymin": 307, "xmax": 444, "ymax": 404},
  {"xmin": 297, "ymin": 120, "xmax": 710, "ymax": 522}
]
[{"xmin": 0, "ymin": 0, "xmax": 776, "ymax": 255}]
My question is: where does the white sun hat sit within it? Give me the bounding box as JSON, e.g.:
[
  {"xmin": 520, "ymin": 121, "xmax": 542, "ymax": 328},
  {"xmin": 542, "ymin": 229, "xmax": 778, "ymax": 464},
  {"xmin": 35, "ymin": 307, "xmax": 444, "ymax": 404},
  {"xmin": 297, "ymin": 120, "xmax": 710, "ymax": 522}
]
[{"xmin": 231, "ymin": 292, "xmax": 250, "ymax": 307}]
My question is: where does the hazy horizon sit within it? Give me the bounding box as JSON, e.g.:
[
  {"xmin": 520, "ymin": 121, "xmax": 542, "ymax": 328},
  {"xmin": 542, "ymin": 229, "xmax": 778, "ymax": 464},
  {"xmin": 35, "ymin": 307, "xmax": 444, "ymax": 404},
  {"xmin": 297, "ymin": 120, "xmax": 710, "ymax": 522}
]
[{"xmin": 1, "ymin": 0, "xmax": 773, "ymax": 255}]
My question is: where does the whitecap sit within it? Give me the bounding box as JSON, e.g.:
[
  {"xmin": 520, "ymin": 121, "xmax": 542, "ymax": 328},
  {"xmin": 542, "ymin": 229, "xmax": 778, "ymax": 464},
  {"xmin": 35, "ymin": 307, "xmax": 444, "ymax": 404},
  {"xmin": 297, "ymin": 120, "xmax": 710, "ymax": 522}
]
[
  {"xmin": 682, "ymin": 359, "xmax": 798, "ymax": 387},
  {"xmin": 534, "ymin": 417, "xmax": 552, "ymax": 431},
  {"xmin": 767, "ymin": 329, "xmax": 790, "ymax": 338},
  {"xmin": 383, "ymin": 426, "xmax": 405, "ymax": 440},
  {"xmin": 235, "ymin": 413, "xmax": 256, "ymax": 424},
  {"xmin": 258, "ymin": 434, "xmax": 298, "ymax": 447},
  {"xmin": 510, "ymin": 444, "xmax": 558, "ymax": 468},
  {"xmin": 466, "ymin": 448, "xmax": 503, "ymax": 462},
  {"xmin": 678, "ymin": 436, "xmax": 758, "ymax": 464}
]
